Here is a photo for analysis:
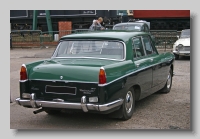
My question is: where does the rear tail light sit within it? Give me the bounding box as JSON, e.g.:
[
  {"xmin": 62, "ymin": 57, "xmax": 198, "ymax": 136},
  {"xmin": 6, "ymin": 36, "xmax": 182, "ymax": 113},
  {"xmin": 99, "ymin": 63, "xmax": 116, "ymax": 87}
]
[
  {"xmin": 20, "ymin": 64, "xmax": 27, "ymax": 80},
  {"xmin": 99, "ymin": 68, "xmax": 106, "ymax": 84}
]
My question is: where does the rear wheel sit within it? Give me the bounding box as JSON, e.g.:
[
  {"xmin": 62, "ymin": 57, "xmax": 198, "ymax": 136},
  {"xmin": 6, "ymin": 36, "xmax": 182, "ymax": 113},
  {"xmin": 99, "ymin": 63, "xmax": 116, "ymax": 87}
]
[
  {"xmin": 174, "ymin": 54, "xmax": 179, "ymax": 60},
  {"xmin": 116, "ymin": 88, "xmax": 135, "ymax": 120}
]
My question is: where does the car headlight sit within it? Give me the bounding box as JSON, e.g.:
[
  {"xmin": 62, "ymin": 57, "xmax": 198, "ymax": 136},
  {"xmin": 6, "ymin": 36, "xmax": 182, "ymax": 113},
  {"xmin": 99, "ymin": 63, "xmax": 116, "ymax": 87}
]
[{"xmin": 176, "ymin": 44, "xmax": 183, "ymax": 51}]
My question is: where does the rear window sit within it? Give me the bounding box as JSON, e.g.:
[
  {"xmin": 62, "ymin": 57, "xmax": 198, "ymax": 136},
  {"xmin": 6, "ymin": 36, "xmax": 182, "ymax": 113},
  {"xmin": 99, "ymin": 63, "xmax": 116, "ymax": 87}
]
[
  {"xmin": 52, "ymin": 40, "xmax": 125, "ymax": 61},
  {"xmin": 113, "ymin": 24, "xmax": 142, "ymax": 31},
  {"xmin": 180, "ymin": 29, "xmax": 190, "ymax": 38}
]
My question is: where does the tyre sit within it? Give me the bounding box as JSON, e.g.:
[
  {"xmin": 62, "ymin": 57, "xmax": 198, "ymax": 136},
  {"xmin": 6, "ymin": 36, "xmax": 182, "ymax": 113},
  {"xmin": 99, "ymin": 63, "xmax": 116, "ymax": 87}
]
[
  {"xmin": 111, "ymin": 88, "xmax": 135, "ymax": 120},
  {"xmin": 160, "ymin": 69, "xmax": 173, "ymax": 93},
  {"xmin": 174, "ymin": 54, "xmax": 179, "ymax": 60},
  {"xmin": 44, "ymin": 109, "xmax": 61, "ymax": 115}
]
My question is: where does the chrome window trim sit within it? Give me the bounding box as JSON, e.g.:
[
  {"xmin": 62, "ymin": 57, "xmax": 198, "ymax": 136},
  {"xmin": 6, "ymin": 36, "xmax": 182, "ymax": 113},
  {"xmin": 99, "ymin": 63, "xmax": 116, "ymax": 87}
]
[
  {"xmin": 51, "ymin": 40, "xmax": 126, "ymax": 61},
  {"xmin": 132, "ymin": 36, "xmax": 146, "ymax": 58},
  {"xmin": 132, "ymin": 35, "xmax": 158, "ymax": 59},
  {"xmin": 142, "ymin": 36, "xmax": 154, "ymax": 55},
  {"xmin": 51, "ymin": 57, "xmax": 125, "ymax": 61},
  {"xmin": 52, "ymin": 42, "xmax": 62, "ymax": 58},
  {"xmin": 140, "ymin": 36, "xmax": 147, "ymax": 56}
]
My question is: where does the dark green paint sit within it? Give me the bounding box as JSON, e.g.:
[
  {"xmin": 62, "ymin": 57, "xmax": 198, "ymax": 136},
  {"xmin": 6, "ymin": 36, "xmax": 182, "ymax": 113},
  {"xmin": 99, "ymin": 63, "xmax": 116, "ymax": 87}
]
[
  {"xmin": 32, "ymin": 10, "xmax": 38, "ymax": 30},
  {"xmin": 25, "ymin": 31, "xmax": 174, "ymax": 85},
  {"xmin": 20, "ymin": 31, "xmax": 175, "ymax": 106},
  {"xmin": 45, "ymin": 10, "xmax": 53, "ymax": 34},
  {"xmin": 61, "ymin": 31, "xmax": 147, "ymax": 43}
]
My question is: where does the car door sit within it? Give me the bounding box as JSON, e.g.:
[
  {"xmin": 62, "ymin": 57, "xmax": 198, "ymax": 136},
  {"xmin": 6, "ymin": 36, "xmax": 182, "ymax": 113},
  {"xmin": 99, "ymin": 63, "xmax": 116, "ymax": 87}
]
[
  {"xmin": 141, "ymin": 35, "xmax": 167, "ymax": 87},
  {"xmin": 132, "ymin": 36, "xmax": 153, "ymax": 98}
]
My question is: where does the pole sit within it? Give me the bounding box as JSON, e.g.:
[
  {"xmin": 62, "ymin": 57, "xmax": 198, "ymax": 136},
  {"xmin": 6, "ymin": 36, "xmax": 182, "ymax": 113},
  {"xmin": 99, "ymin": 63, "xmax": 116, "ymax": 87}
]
[
  {"xmin": 33, "ymin": 10, "xmax": 38, "ymax": 30},
  {"xmin": 45, "ymin": 10, "xmax": 53, "ymax": 36}
]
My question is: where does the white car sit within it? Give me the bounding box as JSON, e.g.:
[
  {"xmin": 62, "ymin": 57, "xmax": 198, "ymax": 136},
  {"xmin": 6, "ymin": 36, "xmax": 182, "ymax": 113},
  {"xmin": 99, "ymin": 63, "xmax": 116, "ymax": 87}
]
[{"xmin": 173, "ymin": 29, "xmax": 190, "ymax": 60}]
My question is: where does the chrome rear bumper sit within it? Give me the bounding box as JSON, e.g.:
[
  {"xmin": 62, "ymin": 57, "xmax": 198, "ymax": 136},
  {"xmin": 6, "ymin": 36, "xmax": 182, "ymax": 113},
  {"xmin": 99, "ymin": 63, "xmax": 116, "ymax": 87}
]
[{"xmin": 15, "ymin": 93, "xmax": 124, "ymax": 112}]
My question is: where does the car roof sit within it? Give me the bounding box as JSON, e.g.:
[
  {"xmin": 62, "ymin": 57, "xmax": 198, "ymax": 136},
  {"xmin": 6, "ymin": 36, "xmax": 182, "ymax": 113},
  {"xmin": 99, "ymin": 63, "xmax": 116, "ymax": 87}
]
[
  {"xmin": 61, "ymin": 31, "xmax": 148, "ymax": 42},
  {"xmin": 113, "ymin": 22, "xmax": 147, "ymax": 26}
]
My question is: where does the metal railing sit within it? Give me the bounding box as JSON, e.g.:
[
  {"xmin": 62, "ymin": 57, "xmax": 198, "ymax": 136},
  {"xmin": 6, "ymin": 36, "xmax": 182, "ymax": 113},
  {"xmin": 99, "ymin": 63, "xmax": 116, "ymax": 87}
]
[
  {"xmin": 11, "ymin": 29, "xmax": 180, "ymax": 50},
  {"xmin": 150, "ymin": 30, "xmax": 179, "ymax": 50},
  {"xmin": 39, "ymin": 30, "xmax": 73, "ymax": 48},
  {"xmin": 11, "ymin": 29, "xmax": 92, "ymax": 48},
  {"xmin": 11, "ymin": 30, "xmax": 42, "ymax": 47}
]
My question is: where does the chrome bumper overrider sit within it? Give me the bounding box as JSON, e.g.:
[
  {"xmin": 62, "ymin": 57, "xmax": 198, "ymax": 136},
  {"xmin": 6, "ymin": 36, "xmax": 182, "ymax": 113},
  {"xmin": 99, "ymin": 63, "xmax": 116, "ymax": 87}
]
[{"xmin": 15, "ymin": 93, "xmax": 124, "ymax": 112}]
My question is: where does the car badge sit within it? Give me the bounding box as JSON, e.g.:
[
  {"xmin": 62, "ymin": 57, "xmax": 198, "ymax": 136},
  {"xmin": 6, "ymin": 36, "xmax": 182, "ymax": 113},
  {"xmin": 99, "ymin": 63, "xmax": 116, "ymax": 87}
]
[{"xmin": 60, "ymin": 76, "xmax": 63, "ymax": 80}]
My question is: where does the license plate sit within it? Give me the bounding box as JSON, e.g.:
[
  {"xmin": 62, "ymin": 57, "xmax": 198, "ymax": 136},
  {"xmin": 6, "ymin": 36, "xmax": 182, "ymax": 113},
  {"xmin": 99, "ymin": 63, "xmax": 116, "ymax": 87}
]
[{"xmin": 45, "ymin": 85, "xmax": 76, "ymax": 95}]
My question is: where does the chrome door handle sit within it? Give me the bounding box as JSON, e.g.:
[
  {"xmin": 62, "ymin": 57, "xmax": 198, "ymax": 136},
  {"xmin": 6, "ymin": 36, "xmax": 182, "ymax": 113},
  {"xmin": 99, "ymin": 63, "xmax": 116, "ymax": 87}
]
[{"xmin": 136, "ymin": 64, "xmax": 140, "ymax": 67}]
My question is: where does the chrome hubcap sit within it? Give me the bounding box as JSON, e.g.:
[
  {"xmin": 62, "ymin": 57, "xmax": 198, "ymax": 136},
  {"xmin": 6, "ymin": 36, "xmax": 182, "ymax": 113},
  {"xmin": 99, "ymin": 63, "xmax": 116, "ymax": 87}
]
[
  {"xmin": 125, "ymin": 91, "xmax": 133, "ymax": 113},
  {"xmin": 167, "ymin": 72, "xmax": 171, "ymax": 89}
]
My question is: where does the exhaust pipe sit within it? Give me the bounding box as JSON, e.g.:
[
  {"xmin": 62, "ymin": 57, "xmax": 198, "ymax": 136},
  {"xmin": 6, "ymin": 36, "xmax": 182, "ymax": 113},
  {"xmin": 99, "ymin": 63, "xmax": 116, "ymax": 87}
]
[{"xmin": 33, "ymin": 108, "xmax": 44, "ymax": 114}]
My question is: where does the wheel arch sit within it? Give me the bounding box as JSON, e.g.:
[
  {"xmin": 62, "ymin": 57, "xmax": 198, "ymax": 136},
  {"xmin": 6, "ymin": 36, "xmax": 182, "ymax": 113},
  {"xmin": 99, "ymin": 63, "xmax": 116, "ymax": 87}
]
[
  {"xmin": 132, "ymin": 85, "xmax": 141, "ymax": 101},
  {"xmin": 170, "ymin": 64, "xmax": 174, "ymax": 77}
]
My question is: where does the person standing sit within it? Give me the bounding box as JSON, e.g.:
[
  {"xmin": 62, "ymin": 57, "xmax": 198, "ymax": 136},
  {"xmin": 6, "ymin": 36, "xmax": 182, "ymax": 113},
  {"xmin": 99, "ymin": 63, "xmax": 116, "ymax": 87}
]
[{"xmin": 89, "ymin": 17, "xmax": 105, "ymax": 31}]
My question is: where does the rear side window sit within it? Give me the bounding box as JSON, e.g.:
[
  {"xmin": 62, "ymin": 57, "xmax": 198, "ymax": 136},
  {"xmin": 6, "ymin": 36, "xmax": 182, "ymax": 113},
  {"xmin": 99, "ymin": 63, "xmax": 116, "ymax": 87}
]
[
  {"xmin": 132, "ymin": 37, "xmax": 145, "ymax": 58},
  {"xmin": 142, "ymin": 36, "xmax": 154, "ymax": 55},
  {"xmin": 144, "ymin": 25, "xmax": 149, "ymax": 33}
]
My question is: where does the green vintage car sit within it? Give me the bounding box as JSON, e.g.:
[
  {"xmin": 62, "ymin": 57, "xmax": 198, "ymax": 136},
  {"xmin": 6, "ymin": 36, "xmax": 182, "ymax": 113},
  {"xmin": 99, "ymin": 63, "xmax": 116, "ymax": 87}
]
[{"xmin": 16, "ymin": 31, "xmax": 175, "ymax": 120}]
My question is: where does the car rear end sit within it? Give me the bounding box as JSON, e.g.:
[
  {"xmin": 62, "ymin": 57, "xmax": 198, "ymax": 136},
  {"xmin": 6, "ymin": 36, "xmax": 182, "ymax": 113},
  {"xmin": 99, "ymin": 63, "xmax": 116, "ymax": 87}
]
[{"xmin": 16, "ymin": 39, "xmax": 126, "ymax": 114}]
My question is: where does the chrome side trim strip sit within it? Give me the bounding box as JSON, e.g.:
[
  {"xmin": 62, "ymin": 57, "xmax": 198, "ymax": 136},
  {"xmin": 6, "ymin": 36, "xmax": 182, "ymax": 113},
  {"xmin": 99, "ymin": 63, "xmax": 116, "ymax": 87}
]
[
  {"xmin": 29, "ymin": 79, "xmax": 98, "ymax": 84},
  {"xmin": 99, "ymin": 59, "xmax": 173, "ymax": 87},
  {"xmin": 27, "ymin": 58, "xmax": 173, "ymax": 86}
]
